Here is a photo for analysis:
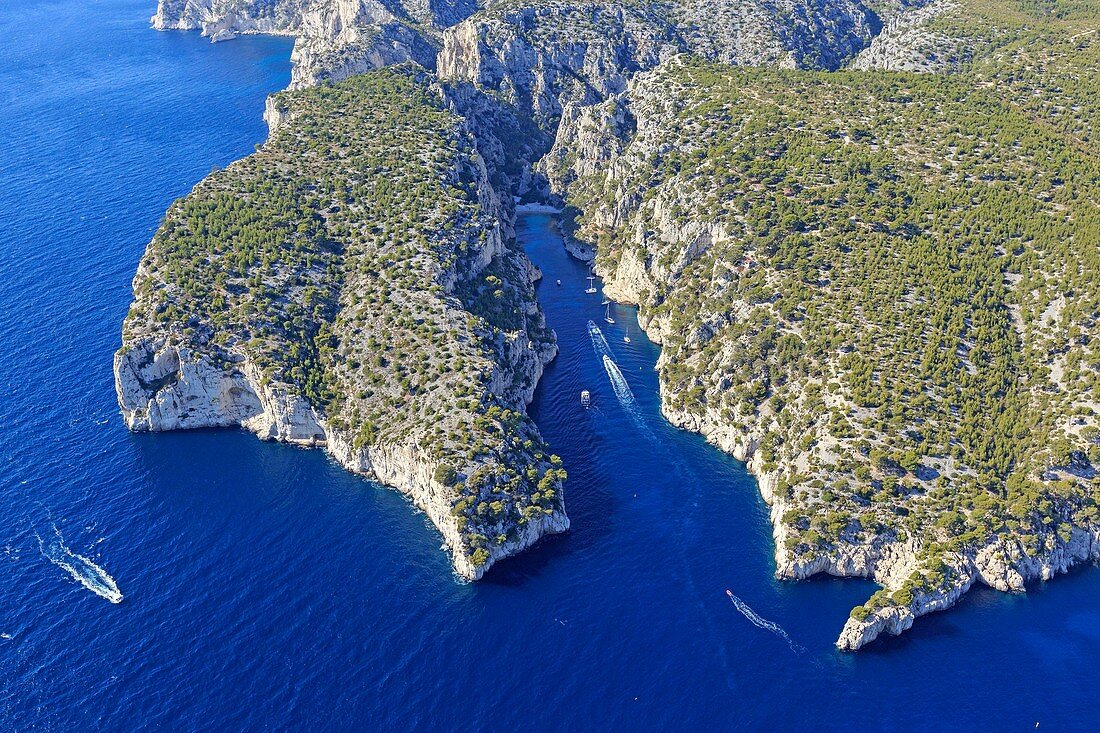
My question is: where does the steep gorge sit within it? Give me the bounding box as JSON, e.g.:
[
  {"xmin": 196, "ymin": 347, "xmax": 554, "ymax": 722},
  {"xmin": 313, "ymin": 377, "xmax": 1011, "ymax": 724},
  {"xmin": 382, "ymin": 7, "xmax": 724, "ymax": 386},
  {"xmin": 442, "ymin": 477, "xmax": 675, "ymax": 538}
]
[
  {"xmin": 129, "ymin": 0, "xmax": 1100, "ymax": 648},
  {"xmin": 543, "ymin": 12, "xmax": 1100, "ymax": 648}
]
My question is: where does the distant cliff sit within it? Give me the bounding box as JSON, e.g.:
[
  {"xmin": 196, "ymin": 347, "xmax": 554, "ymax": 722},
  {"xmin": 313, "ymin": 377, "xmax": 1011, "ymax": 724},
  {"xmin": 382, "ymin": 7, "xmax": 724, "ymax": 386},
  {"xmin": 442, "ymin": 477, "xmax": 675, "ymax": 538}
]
[
  {"xmin": 151, "ymin": 0, "xmax": 456, "ymax": 84},
  {"xmin": 152, "ymin": 0, "xmax": 912, "ymax": 92}
]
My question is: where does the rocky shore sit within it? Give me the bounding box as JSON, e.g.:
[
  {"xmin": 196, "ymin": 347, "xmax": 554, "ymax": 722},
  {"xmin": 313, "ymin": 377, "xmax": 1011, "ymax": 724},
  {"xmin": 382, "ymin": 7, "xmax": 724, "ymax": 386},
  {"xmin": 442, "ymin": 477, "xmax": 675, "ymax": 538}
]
[
  {"xmin": 138, "ymin": 0, "xmax": 1100, "ymax": 643},
  {"xmin": 116, "ymin": 69, "xmax": 568, "ymax": 579},
  {"xmin": 548, "ymin": 57, "xmax": 1100, "ymax": 649}
]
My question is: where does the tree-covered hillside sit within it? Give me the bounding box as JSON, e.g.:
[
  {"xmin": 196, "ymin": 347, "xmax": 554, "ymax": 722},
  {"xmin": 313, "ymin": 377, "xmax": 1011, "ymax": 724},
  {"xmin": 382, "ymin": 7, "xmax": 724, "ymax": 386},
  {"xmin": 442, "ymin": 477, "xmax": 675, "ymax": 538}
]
[
  {"xmin": 553, "ymin": 0, "xmax": 1100, "ymax": 645},
  {"xmin": 119, "ymin": 67, "xmax": 567, "ymax": 577}
]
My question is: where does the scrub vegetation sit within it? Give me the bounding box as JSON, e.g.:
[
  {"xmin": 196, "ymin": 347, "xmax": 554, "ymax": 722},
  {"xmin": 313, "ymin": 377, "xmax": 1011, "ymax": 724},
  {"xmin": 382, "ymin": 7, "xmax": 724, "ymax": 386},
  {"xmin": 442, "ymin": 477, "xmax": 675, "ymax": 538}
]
[
  {"xmin": 122, "ymin": 67, "xmax": 564, "ymax": 567},
  {"xmin": 560, "ymin": 0, "xmax": 1100, "ymax": 618}
]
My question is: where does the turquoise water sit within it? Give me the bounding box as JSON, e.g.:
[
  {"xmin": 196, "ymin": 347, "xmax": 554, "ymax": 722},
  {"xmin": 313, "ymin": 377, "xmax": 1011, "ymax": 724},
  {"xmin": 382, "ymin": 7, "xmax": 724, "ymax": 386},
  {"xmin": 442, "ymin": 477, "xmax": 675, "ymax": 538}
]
[{"xmin": 1, "ymin": 1, "xmax": 1098, "ymax": 729}]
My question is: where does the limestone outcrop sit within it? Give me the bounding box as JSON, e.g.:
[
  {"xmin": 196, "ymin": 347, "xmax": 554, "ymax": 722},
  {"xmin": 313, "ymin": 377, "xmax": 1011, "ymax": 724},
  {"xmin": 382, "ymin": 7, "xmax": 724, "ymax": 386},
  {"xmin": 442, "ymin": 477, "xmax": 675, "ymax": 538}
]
[
  {"xmin": 116, "ymin": 69, "xmax": 568, "ymax": 579},
  {"xmin": 547, "ymin": 55, "xmax": 1100, "ymax": 649}
]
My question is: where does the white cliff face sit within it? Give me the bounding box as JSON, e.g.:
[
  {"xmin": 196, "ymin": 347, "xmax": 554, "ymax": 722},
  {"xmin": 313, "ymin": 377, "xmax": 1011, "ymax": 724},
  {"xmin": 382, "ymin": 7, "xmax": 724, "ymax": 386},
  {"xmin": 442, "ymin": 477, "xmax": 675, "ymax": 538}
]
[
  {"xmin": 547, "ymin": 56, "xmax": 1100, "ymax": 651},
  {"xmin": 436, "ymin": 0, "xmax": 905, "ymax": 131},
  {"xmin": 151, "ymin": 0, "xmax": 932, "ymax": 106},
  {"xmin": 438, "ymin": 6, "xmax": 679, "ymax": 127},
  {"xmin": 290, "ymin": 23, "xmax": 437, "ymax": 86},
  {"xmin": 116, "ymin": 329, "xmax": 566, "ymax": 580},
  {"xmin": 151, "ymin": 0, "xmax": 460, "ymax": 87},
  {"xmin": 152, "ymin": 0, "xmax": 306, "ymax": 36},
  {"xmin": 327, "ymin": 429, "xmax": 568, "ymax": 579},
  {"xmin": 115, "ymin": 339, "xmax": 325, "ymax": 443},
  {"xmin": 836, "ymin": 527, "xmax": 1100, "ymax": 650},
  {"xmin": 538, "ymin": 97, "xmax": 633, "ymax": 197},
  {"xmin": 848, "ymin": 0, "xmax": 970, "ymax": 73},
  {"xmin": 116, "ymin": 68, "xmax": 568, "ymax": 580}
]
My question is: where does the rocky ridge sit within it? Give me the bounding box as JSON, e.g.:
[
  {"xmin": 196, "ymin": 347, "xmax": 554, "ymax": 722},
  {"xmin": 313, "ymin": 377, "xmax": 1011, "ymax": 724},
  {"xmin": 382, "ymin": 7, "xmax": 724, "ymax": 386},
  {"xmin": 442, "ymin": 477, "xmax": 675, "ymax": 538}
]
[
  {"xmin": 847, "ymin": 0, "xmax": 973, "ymax": 71},
  {"xmin": 117, "ymin": 68, "xmax": 568, "ymax": 579},
  {"xmin": 153, "ymin": 0, "xmax": 918, "ymax": 96},
  {"xmin": 151, "ymin": 0, "xmax": 468, "ymax": 85},
  {"xmin": 546, "ymin": 47, "xmax": 1100, "ymax": 648},
  {"xmin": 437, "ymin": 0, "xmax": 902, "ymax": 130}
]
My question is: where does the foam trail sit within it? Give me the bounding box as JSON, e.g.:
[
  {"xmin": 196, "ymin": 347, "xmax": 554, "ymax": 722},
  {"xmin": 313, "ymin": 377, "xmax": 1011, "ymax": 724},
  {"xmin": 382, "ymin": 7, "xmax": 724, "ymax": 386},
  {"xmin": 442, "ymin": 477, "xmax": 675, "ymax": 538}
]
[
  {"xmin": 38, "ymin": 525, "xmax": 122, "ymax": 604},
  {"xmin": 587, "ymin": 319, "xmax": 613, "ymax": 359},
  {"xmin": 602, "ymin": 355, "xmax": 635, "ymax": 405},
  {"xmin": 588, "ymin": 320, "xmax": 634, "ymax": 408},
  {"xmin": 726, "ymin": 590, "xmax": 802, "ymax": 653},
  {"xmin": 588, "ymin": 319, "xmax": 666, "ymax": 447},
  {"xmin": 587, "ymin": 323, "xmax": 701, "ymax": 479}
]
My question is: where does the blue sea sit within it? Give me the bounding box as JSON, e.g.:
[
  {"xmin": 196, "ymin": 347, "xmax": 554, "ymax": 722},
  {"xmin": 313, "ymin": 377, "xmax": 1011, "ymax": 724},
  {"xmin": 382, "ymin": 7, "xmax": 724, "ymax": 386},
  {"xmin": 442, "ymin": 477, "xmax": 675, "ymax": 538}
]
[{"xmin": 1, "ymin": 1, "xmax": 1098, "ymax": 729}]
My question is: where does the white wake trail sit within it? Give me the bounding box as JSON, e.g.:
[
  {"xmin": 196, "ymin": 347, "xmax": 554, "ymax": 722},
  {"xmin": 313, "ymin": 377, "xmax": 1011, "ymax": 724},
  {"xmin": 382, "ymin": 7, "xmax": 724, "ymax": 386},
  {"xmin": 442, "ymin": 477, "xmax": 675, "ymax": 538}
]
[
  {"xmin": 726, "ymin": 590, "xmax": 802, "ymax": 653},
  {"xmin": 38, "ymin": 525, "xmax": 123, "ymax": 604},
  {"xmin": 588, "ymin": 320, "xmax": 634, "ymax": 407},
  {"xmin": 602, "ymin": 355, "xmax": 635, "ymax": 405},
  {"xmin": 587, "ymin": 319, "xmax": 661, "ymax": 445},
  {"xmin": 587, "ymin": 319, "xmax": 613, "ymax": 358},
  {"xmin": 585, "ymin": 324, "xmax": 705, "ymax": 481}
]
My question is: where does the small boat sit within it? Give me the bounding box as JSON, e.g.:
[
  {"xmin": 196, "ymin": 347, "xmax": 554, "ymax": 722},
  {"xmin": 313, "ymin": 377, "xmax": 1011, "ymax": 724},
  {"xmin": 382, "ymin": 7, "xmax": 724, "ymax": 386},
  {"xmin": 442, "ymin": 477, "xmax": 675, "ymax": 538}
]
[
  {"xmin": 580, "ymin": 390, "xmax": 591, "ymax": 408},
  {"xmin": 556, "ymin": 279, "xmax": 561, "ymax": 286},
  {"xmin": 623, "ymin": 335, "xmax": 631, "ymax": 343},
  {"xmin": 585, "ymin": 275, "xmax": 597, "ymax": 294},
  {"xmin": 603, "ymin": 300, "xmax": 615, "ymax": 324}
]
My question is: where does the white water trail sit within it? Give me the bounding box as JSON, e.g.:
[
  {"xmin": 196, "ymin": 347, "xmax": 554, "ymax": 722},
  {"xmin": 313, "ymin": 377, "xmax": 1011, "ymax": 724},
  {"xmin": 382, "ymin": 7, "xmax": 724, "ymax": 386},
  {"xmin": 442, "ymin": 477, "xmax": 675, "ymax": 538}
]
[
  {"xmin": 588, "ymin": 320, "xmax": 636, "ymax": 409},
  {"xmin": 601, "ymin": 355, "xmax": 635, "ymax": 405},
  {"xmin": 586, "ymin": 319, "xmax": 702, "ymax": 484},
  {"xmin": 726, "ymin": 591, "xmax": 802, "ymax": 654},
  {"xmin": 37, "ymin": 525, "xmax": 123, "ymax": 604},
  {"xmin": 587, "ymin": 319, "xmax": 613, "ymax": 358}
]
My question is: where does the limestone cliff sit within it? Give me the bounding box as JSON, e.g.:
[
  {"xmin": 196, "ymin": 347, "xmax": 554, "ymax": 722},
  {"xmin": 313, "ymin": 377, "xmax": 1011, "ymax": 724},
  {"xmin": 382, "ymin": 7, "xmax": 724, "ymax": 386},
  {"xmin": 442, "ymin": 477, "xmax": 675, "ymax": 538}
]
[
  {"xmin": 153, "ymin": 0, "xmax": 914, "ymax": 107},
  {"xmin": 550, "ymin": 54, "xmax": 1100, "ymax": 649},
  {"xmin": 151, "ymin": 0, "xmax": 467, "ymax": 85},
  {"xmin": 437, "ymin": 0, "xmax": 897, "ymax": 128},
  {"xmin": 116, "ymin": 68, "xmax": 568, "ymax": 579},
  {"xmin": 847, "ymin": 0, "xmax": 973, "ymax": 72}
]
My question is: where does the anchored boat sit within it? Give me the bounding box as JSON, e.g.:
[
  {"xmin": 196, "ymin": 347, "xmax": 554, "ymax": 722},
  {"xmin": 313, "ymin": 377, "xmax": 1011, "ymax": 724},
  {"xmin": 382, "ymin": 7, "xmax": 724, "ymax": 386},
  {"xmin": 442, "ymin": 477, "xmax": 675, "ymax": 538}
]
[{"xmin": 580, "ymin": 390, "xmax": 591, "ymax": 408}]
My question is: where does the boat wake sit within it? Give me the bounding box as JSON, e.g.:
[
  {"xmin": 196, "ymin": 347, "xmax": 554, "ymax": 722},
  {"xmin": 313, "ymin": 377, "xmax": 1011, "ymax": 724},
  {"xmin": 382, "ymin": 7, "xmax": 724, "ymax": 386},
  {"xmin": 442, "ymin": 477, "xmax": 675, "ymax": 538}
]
[
  {"xmin": 37, "ymin": 525, "xmax": 122, "ymax": 604},
  {"xmin": 588, "ymin": 320, "xmax": 637, "ymax": 407},
  {"xmin": 587, "ymin": 319, "xmax": 667, "ymax": 451},
  {"xmin": 587, "ymin": 319, "xmax": 613, "ymax": 358},
  {"xmin": 601, "ymin": 355, "xmax": 635, "ymax": 406},
  {"xmin": 726, "ymin": 590, "xmax": 802, "ymax": 653}
]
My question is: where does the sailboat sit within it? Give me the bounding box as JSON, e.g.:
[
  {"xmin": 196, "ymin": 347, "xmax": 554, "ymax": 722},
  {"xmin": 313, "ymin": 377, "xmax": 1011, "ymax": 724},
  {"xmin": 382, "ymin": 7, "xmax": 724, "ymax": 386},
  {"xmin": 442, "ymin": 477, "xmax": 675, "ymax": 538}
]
[
  {"xmin": 603, "ymin": 300, "xmax": 615, "ymax": 324},
  {"xmin": 585, "ymin": 275, "xmax": 597, "ymax": 294}
]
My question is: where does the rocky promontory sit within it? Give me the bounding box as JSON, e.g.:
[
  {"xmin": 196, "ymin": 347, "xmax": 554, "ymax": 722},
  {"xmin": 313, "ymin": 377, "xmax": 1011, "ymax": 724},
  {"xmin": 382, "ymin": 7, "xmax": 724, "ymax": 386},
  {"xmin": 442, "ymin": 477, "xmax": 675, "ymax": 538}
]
[
  {"xmin": 116, "ymin": 68, "xmax": 568, "ymax": 579},
  {"xmin": 547, "ymin": 49, "xmax": 1100, "ymax": 648}
]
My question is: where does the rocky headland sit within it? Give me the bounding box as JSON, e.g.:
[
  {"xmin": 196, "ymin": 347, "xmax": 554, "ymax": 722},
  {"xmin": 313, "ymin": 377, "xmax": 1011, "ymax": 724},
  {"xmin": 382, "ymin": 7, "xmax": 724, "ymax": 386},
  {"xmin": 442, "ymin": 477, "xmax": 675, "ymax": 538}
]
[
  {"xmin": 544, "ymin": 43, "xmax": 1100, "ymax": 648},
  {"xmin": 132, "ymin": 0, "xmax": 1100, "ymax": 644},
  {"xmin": 117, "ymin": 68, "xmax": 568, "ymax": 579}
]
